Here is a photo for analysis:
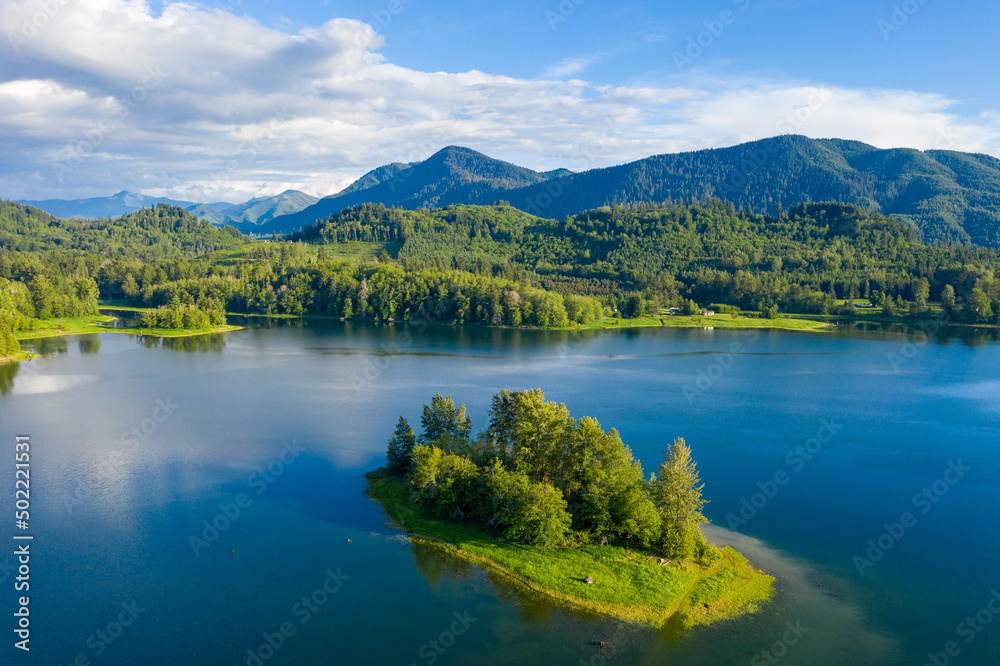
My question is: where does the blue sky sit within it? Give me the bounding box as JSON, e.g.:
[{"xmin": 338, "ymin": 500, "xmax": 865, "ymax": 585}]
[
  {"xmin": 2, "ymin": 0, "xmax": 998, "ymax": 201},
  {"xmin": 310, "ymin": 0, "xmax": 995, "ymax": 109}
]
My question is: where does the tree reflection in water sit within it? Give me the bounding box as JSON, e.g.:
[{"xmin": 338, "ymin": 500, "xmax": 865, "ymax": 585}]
[{"xmin": 136, "ymin": 332, "xmax": 227, "ymax": 353}]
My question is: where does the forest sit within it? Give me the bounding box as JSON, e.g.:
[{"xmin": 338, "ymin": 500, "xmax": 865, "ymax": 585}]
[
  {"xmin": 291, "ymin": 200, "xmax": 1000, "ymax": 322},
  {"xmin": 3, "ymin": 195, "xmax": 1000, "ymax": 360},
  {"xmin": 383, "ymin": 390, "xmax": 713, "ymax": 560}
]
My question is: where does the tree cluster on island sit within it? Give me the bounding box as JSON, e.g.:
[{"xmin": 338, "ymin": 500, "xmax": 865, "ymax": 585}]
[
  {"xmin": 384, "ymin": 390, "xmax": 716, "ymax": 562},
  {"xmin": 139, "ymin": 296, "xmax": 227, "ymax": 330}
]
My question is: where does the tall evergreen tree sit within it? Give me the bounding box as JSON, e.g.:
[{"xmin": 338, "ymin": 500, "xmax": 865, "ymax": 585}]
[
  {"xmin": 386, "ymin": 416, "xmax": 416, "ymax": 475},
  {"xmin": 649, "ymin": 438, "xmax": 708, "ymax": 559}
]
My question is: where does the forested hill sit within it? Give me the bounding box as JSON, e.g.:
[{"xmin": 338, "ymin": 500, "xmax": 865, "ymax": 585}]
[
  {"xmin": 263, "ymin": 136, "xmax": 1000, "ymax": 248},
  {"xmin": 0, "ymin": 201, "xmax": 246, "ymax": 260},
  {"xmin": 0, "ymin": 202, "xmax": 248, "ymax": 355},
  {"xmin": 291, "ymin": 200, "xmax": 1000, "ymax": 319}
]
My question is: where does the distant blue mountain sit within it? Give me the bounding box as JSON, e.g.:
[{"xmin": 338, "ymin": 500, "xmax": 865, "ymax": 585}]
[
  {"xmin": 17, "ymin": 189, "xmax": 318, "ymax": 229},
  {"xmin": 18, "ymin": 190, "xmax": 233, "ymax": 221}
]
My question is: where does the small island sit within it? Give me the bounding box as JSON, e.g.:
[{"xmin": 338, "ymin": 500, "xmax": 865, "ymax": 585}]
[
  {"xmin": 366, "ymin": 389, "xmax": 773, "ymax": 628},
  {"xmin": 0, "ymin": 303, "xmax": 242, "ymax": 366}
]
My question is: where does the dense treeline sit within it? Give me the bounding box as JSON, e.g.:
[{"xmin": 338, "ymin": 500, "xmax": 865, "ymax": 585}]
[
  {"xmin": 0, "ymin": 201, "xmax": 245, "ymax": 260},
  {"xmin": 289, "ymin": 200, "xmax": 1000, "ymax": 323},
  {"xmin": 0, "ymin": 318, "xmax": 19, "ymax": 357},
  {"xmin": 0, "ymin": 251, "xmax": 99, "ymax": 345},
  {"xmin": 112, "ymin": 255, "xmax": 601, "ymax": 327},
  {"xmin": 0, "ymin": 201, "xmax": 602, "ymax": 328},
  {"xmin": 4, "ymin": 197, "xmax": 1000, "ymax": 339},
  {"xmin": 385, "ymin": 390, "xmax": 714, "ymax": 560},
  {"xmin": 140, "ymin": 300, "xmax": 226, "ymax": 329}
]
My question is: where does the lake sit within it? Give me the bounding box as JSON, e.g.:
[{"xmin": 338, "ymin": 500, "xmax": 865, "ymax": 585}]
[{"xmin": 1, "ymin": 320, "xmax": 998, "ymax": 665}]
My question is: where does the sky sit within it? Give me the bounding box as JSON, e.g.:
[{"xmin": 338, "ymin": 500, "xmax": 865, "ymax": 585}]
[{"xmin": 1, "ymin": 0, "xmax": 998, "ymax": 202}]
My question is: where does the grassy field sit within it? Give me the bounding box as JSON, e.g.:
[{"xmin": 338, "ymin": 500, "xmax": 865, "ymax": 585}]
[
  {"xmin": 579, "ymin": 312, "xmax": 830, "ymax": 333},
  {"xmin": 366, "ymin": 474, "xmax": 773, "ymax": 628},
  {"xmin": 13, "ymin": 314, "xmax": 117, "ymax": 339}
]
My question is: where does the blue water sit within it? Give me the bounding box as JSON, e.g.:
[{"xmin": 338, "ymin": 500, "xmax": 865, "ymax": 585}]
[{"xmin": 0, "ymin": 322, "xmax": 998, "ymax": 665}]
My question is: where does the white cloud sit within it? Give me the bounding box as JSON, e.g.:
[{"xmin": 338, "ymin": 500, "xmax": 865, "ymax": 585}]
[
  {"xmin": 542, "ymin": 55, "xmax": 600, "ymax": 78},
  {"xmin": 0, "ymin": 1, "xmax": 998, "ymax": 202}
]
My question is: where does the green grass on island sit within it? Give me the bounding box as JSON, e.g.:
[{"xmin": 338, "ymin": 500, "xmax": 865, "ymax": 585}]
[
  {"xmin": 365, "ymin": 473, "xmax": 774, "ymax": 628},
  {"xmin": 0, "ymin": 350, "xmax": 37, "ymax": 365}
]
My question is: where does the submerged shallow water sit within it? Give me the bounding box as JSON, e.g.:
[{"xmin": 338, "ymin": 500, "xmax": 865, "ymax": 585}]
[{"xmin": 1, "ymin": 320, "xmax": 998, "ymax": 665}]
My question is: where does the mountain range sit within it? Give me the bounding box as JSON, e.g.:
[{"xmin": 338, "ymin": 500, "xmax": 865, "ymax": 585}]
[
  {"xmin": 18, "ymin": 189, "xmax": 318, "ymax": 230},
  {"xmin": 258, "ymin": 136, "xmax": 1000, "ymax": 248},
  {"xmin": 17, "ymin": 135, "xmax": 1000, "ymax": 248}
]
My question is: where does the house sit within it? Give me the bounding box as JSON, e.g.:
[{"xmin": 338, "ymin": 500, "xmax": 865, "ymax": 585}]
[{"xmin": 700, "ymin": 310, "xmax": 716, "ymax": 316}]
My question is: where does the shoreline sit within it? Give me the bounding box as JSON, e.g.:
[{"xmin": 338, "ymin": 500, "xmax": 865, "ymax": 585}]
[
  {"xmin": 0, "ymin": 350, "xmax": 38, "ymax": 366},
  {"xmin": 365, "ymin": 473, "xmax": 773, "ymax": 629},
  {"xmin": 5, "ymin": 305, "xmax": 992, "ymax": 369},
  {"xmin": 1, "ymin": 313, "xmax": 243, "ymax": 365},
  {"xmin": 103, "ymin": 299, "xmax": 1000, "ymax": 334}
]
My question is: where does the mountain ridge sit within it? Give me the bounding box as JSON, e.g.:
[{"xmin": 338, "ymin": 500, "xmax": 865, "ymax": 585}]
[
  {"xmin": 261, "ymin": 136, "xmax": 1000, "ymax": 247},
  {"xmin": 262, "ymin": 146, "xmax": 572, "ymax": 232},
  {"xmin": 17, "ymin": 189, "xmax": 319, "ymax": 230},
  {"xmin": 16, "ymin": 136, "xmax": 1000, "ymax": 247}
]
